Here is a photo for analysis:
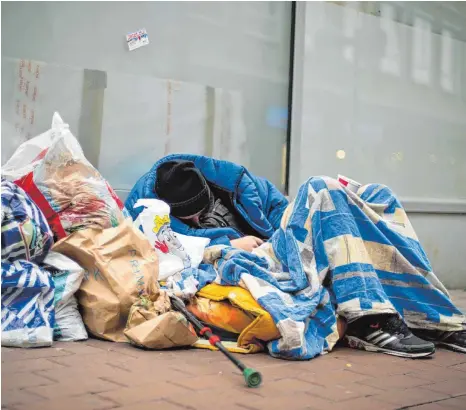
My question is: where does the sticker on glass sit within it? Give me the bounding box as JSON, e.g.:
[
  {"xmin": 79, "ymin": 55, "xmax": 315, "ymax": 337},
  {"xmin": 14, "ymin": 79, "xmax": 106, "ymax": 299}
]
[{"xmin": 126, "ymin": 29, "xmax": 149, "ymax": 51}]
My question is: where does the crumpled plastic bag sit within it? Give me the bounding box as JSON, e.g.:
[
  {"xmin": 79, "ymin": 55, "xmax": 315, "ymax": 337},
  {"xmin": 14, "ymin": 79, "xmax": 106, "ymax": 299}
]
[
  {"xmin": 133, "ymin": 199, "xmax": 211, "ymax": 281},
  {"xmin": 42, "ymin": 252, "xmax": 87, "ymax": 342},
  {"xmin": 2, "ymin": 112, "xmax": 128, "ymax": 241}
]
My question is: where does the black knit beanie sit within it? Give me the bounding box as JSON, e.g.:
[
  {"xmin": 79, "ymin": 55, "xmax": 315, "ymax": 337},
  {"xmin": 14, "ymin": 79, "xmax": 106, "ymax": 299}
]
[{"xmin": 155, "ymin": 160, "xmax": 210, "ymax": 218}]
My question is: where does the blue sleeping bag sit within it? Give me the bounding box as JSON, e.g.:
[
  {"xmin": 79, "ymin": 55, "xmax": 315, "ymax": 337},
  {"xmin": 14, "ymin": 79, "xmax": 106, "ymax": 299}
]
[{"xmin": 125, "ymin": 154, "xmax": 289, "ymax": 246}]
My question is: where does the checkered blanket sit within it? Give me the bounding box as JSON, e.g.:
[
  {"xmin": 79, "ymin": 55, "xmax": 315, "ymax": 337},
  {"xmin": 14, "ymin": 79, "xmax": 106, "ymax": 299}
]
[{"xmin": 168, "ymin": 177, "xmax": 466, "ymax": 360}]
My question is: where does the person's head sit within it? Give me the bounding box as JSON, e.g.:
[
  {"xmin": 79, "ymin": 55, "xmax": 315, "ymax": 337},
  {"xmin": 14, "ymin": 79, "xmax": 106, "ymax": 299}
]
[{"xmin": 155, "ymin": 160, "xmax": 210, "ymax": 225}]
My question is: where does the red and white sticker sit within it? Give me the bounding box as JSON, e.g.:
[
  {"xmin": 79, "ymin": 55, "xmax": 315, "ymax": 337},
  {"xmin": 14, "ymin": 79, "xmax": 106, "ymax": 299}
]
[{"xmin": 126, "ymin": 28, "xmax": 149, "ymax": 51}]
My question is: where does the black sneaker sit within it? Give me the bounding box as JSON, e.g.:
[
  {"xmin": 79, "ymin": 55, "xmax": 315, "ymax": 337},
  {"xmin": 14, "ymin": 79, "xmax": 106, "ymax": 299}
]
[
  {"xmin": 411, "ymin": 329, "xmax": 466, "ymax": 354},
  {"xmin": 345, "ymin": 314, "xmax": 435, "ymax": 358}
]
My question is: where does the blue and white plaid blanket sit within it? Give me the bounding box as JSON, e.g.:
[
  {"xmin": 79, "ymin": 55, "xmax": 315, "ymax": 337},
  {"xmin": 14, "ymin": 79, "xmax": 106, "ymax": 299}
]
[{"xmin": 168, "ymin": 177, "xmax": 466, "ymax": 360}]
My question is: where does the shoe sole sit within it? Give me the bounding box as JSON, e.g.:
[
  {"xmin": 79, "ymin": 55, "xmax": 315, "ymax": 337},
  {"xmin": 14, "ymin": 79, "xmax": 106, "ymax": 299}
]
[
  {"xmin": 345, "ymin": 335, "xmax": 435, "ymax": 358},
  {"xmin": 438, "ymin": 342, "xmax": 466, "ymax": 354}
]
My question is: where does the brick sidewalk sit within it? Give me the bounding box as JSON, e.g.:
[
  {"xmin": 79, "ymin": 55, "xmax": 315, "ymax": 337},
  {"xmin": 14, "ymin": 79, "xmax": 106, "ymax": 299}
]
[
  {"xmin": 2, "ymin": 338, "xmax": 466, "ymax": 410},
  {"xmin": 3, "ymin": 292, "xmax": 466, "ymax": 410}
]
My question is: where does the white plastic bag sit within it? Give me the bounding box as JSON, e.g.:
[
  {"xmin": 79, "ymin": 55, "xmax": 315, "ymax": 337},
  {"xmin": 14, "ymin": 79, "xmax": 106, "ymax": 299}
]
[
  {"xmin": 134, "ymin": 199, "xmax": 191, "ymax": 280},
  {"xmin": 176, "ymin": 234, "xmax": 211, "ymax": 269},
  {"xmin": 42, "ymin": 252, "xmax": 88, "ymax": 342},
  {"xmin": 53, "ymin": 297, "xmax": 87, "ymax": 342},
  {"xmin": 2, "ymin": 112, "xmax": 69, "ymax": 181},
  {"xmin": 2, "ymin": 112, "xmax": 128, "ymax": 240}
]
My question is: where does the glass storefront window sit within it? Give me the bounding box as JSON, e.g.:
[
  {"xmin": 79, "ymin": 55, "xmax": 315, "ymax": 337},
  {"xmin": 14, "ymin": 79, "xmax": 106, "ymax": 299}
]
[{"xmin": 1, "ymin": 2, "xmax": 292, "ymax": 197}]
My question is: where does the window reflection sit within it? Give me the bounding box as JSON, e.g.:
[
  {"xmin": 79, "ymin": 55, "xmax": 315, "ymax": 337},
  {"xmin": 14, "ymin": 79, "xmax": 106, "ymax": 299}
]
[
  {"xmin": 379, "ymin": 3, "xmax": 401, "ymax": 76},
  {"xmin": 412, "ymin": 16, "xmax": 432, "ymax": 86},
  {"xmin": 440, "ymin": 29, "xmax": 454, "ymax": 93},
  {"xmin": 342, "ymin": 5, "xmax": 358, "ymax": 63}
]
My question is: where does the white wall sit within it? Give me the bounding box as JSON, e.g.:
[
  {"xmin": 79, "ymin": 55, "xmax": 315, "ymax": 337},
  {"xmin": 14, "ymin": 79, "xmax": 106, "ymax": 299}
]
[{"xmin": 290, "ymin": 2, "xmax": 466, "ymax": 288}]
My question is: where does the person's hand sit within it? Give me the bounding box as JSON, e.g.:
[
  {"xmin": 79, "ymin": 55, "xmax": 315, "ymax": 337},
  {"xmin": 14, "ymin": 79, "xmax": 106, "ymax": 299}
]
[{"xmin": 231, "ymin": 236, "xmax": 264, "ymax": 252}]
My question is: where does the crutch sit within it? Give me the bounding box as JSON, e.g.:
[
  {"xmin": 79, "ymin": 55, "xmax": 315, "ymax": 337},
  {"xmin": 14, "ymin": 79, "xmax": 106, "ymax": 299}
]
[{"xmin": 170, "ymin": 294, "xmax": 262, "ymax": 388}]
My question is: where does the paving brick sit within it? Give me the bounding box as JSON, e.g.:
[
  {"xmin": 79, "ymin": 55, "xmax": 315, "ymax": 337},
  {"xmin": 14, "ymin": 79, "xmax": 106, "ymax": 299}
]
[
  {"xmin": 430, "ymin": 349, "xmax": 466, "ymax": 366},
  {"xmin": 452, "ymin": 362, "xmax": 466, "ymax": 372},
  {"xmin": 100, "ymin": 366, "xmax": 198, "ymax": 388},
  {"xmin": 300, "ymin": 368, "xmax": 370, "ymax": 386},
  {"xmin": 1, "ymin": 346, "xmax": 72, "ymax": 362},
  {"xmin": 255, "ymin": 364, "xmax": 317, "ymax": 381},
  {"xmin": 406, "ymin": 366, "xmax": 466, "ymax": 383},
  {"xmin": 323, "ymin": 397, "xmax": 398, "ymax": 410},
  {"xmin": 166, "ymin": 350, "xmax": 228, "ymax": 367},
  {"xmin": 329, "ymin": 347, "xmax": 401, "ymax": 365},
  {"xmin": 170, "ymin": 373, "xmax": 243, "ymax": 391},
  {"xmin": 3, "ymin": 337, "xmax": 466, "ymax": 410},
  {"xmin": 360, "ymin": 373, "xmax": 433, "ymax": 390},
  {"xmin": 34, "ymin": 363, "xmax": 135, "ymax": 385},
  {"xmin": 12, "ymin": 394, "xmax": 117, "ymax": 410},
  {"xmin": 47, "ymin": 350, "xmax": 138, "ymax": 369},
  {"xmin": 432, "ymin": 397, "xmax": 466, "ymax": 409},
  {"xmin": 345, "ymin": 363, "xmax": 409, "ymax": 377},
  {"xmin": 1, "ymin": 372, "xmax": 55, "ymax": 391},
  {"xmin": 252, "ymin": 378, "xmax": 326, "ymax": 397},
  {"xmin": 97, "ymin": 381, "xmax": 188, "ymax": 406},
  {"xmin": 306, "ymin": 382, "xmax": 384, "ymax": 402},
  {"xmin": 115, "ymin": 401, "xmax": 189, "ymax": 410},
  {"xmin": 54, "ymin": 341, "xmax": 108, "ymax": 355},
  {"xmin": 26, "ymin": 377, "xmax": 120, "ymax": 399},
  {"xmin": 373, "ymin": 387, "xmax": 450, "ymax": 407},
  {"xmin": 165, "ymin": 388, "xmax": 262, "ymax": 410},
  {"xmin": 304, "ymin": 356, "xmax": 359, "ymax": 372},
  {"xmin": 169, "ymin": 359, "xmax": 238, "ymax": 377},
  {"xmin": 241, "ymin": 352, "xmax": 284, "ymax": 367},
  {"xmin": 412, "ymin": 403, "xmax": 456, "ymax": 410},
  {"xmin": 1, "ymin": 388, "xmax": 47, "ymax": 407},
  {"xmin": 389, "ymin": 358, "xmax": 447, "ymax": 374},
  {"xmin": 1, "ymin": 357, "xmax": 66, "ymax": 373},
  {"xmin": 244, "ymin": 392, "xmax": 329, "ymax": 410},
  {"xmin": 81, "ymin": 338, "xmax": 145, "ymax": 357},
  {"xmin": 81, "ymin": 338, "xmax": 126, "ymax": 350},
  {"xmin": 420, "ymin": 378, "xmax": 466, "ymax": 396}
]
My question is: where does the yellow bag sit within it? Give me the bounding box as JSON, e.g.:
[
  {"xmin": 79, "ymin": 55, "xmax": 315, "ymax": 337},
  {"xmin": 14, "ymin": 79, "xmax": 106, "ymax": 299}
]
[{"xmin": 187, "ymin": 283, "xmax": 280, "ymax": 353}]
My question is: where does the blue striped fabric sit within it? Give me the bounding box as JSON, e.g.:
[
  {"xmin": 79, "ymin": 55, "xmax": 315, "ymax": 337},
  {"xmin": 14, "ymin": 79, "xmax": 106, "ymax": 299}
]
[
  {"xmin": 1, "ymin": 179, "xmax": 55, "ymax": 347},
  {"xmin": 1, "ymin": 179, "xmax": 53, "ymax": 264},
  {"xmin": 171, "ymin": 177, "xmax": 466, "ymax": 360}
]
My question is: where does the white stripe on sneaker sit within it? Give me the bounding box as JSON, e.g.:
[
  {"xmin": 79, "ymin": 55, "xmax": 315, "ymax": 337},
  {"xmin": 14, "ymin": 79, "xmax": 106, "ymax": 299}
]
[
  {"xmin": 345, "ymin": 335, "xmax": 435, "ymax": 358},
  {"xmin": 372, "ymin": 333, "xmax": 392, "ymax": 345},
  {"xmin": 366, "ymin": 330, "xmax": 383, "ymax": 341},
  {"xmin": 378, "ymin": 336, "xmax": 398, "ymax": 347},
  {"xmin": 439, "ymin": 342, "xmax": 466, "ymax": 354}
]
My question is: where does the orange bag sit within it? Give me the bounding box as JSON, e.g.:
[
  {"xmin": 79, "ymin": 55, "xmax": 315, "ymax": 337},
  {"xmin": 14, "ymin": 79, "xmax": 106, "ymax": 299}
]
[{"xmin": 187, "ymin": 297, "xmax": 255, "ymax": 335}]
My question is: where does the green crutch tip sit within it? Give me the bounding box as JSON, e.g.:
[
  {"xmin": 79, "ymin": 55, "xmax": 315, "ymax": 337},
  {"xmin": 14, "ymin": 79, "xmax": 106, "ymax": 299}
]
[{"xmin": 243, "ymin": 368, "xmax": 262, "ymax": 388}]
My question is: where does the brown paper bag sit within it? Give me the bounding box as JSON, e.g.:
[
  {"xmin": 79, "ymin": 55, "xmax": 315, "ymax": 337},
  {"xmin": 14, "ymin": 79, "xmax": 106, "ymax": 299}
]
[
  {"xmin": 125, "ymin": 292, "xmax": 171, "ymax": 328},
  {"xmin": 124, "ymin": 292, "xmax": 198, "ymax": 349},
  {"xmin": 53, "ymin": 219, "xmax": 160, "ymax": 342},
  {"xmin": 125, "ymin": 308, "xmax": 198, "ymax": 349}
]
